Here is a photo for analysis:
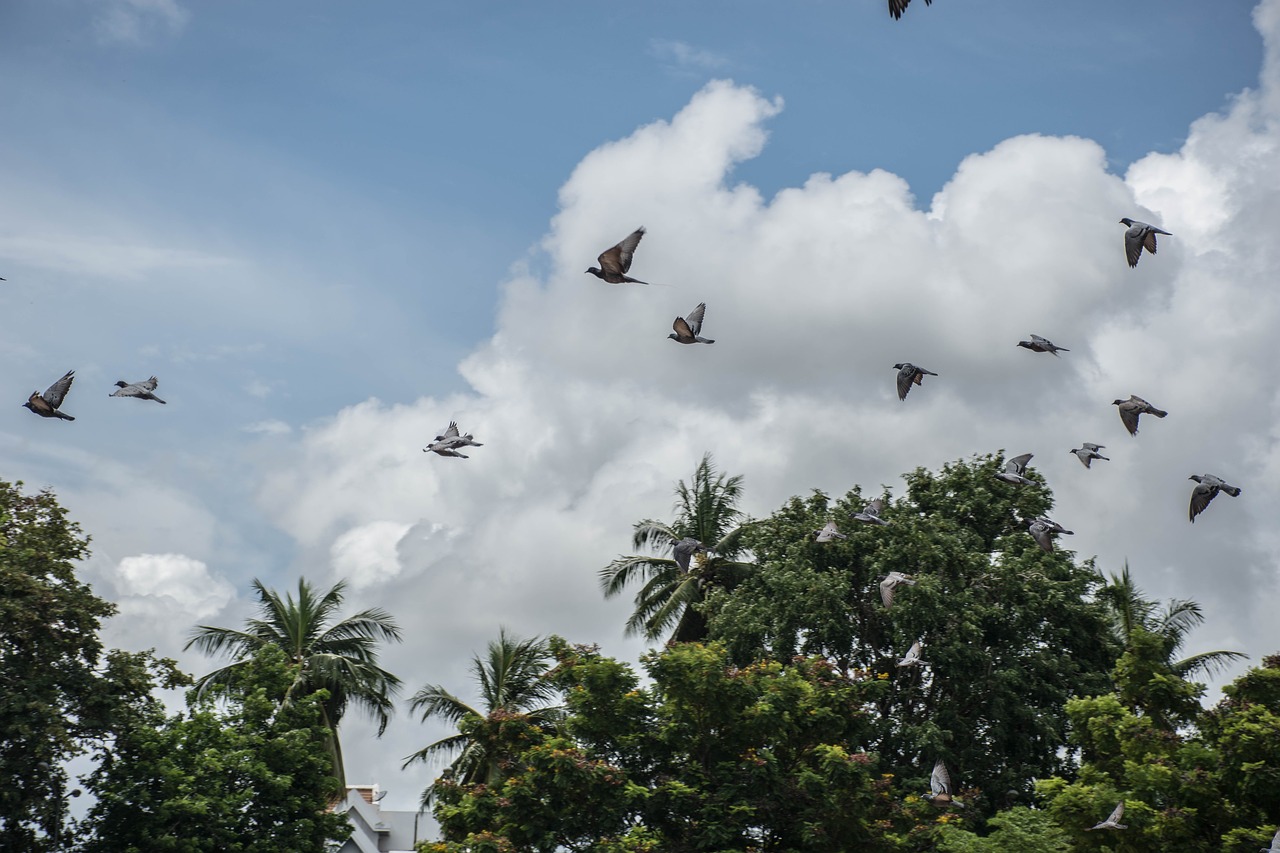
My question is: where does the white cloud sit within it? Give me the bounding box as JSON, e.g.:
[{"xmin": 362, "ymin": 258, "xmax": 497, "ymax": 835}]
[
  {"xmin": 330, "ymin": 521, "xmax": 414, "ymax": 589},
  {"xmin": 114, "ymin": 552, "xmax": 234, "ymax": 618},
  {"xmin": 94, "ymin": 0, "xmax": 190, "ymax": 46},
  {"xmin": 244, "ymin": 419, "xmax": 292, "ymax": 436},
  {"xmin": 649, "ymin": 39, "xmax": 730, "ymax": 73}
]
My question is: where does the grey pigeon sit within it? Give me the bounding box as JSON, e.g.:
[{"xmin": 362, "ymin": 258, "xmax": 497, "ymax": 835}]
[
  {"xmin": 1071, "ymin": 443, "xmax": 1110, "ymax": 469},
  {"xmin": 428, "ymin": 421, "xmax": 483, "ymax": 452},
  {"xmin": 23, "ymin": 370, "xmax": 76, "ymax": 421},
  {"xmin": 853, "ymin": 497, "xmax": 891, "ymax": 526},
  {"xmin": 1113, "ymin": 395, "xmax": 1167, "ymax": 436},
  {"xmin": 893, "ymin": 363, "xmax": 937, "ymax": 401},
  {"xmin": 995, "ymin": 453, "xmax": 1035, "ymax": 485},
  {"xmin": 1088, "ymin": 801, "xmax": 1127, "ymax": 831},
  {"xmin": 669, "ymin": 303, "xmax": 714, "ymax": 344},
  {"xmin": 925, "ymin": 759, "xmax": 964, "ymax": 809},
  {"xmin": 1120, "ymin": 218, "xmax": 1171, "ymax": 268},
  {"xmin": 896, "ymin": 639, "xmax": 929, "ymax": 668},
  {"xmin": 111, "ymin": 376, "xmax": 166, "ymax": 404},
  {"xmin": 815, "ymin": 521, "xmax": 847, "ymax": 543},
  {"xmin": 1017, "ymin": 334, "xmax": 1069, "ymax": 357},
  {"xmin": 672, "ymin": 537, "xmax": 707, "ymax": 572},
  {"xmin": 586, "ymin": 227, "xmax": 648, "ymax": 285},
  {"xmin": 1028, "ymin": 517, "xmax": 1073, "ymax": 553},
  {"xmin": 889, "ymin": 0, "xmax": 931, "ymax": 19},
  {"xmin": 879, "ymin": 571, "xmax": 916, "ymax": 609},
  {"xmin": 1188, "ymin": 474, "xmax": 1242, "ymax": 523},
  {"xmin": 425, "ymin": 446, "xmax": 469, "ymax": 458},
  {"xmin": 1260, "ymin": 827, "xmax": 1280, "ymax": 853}
]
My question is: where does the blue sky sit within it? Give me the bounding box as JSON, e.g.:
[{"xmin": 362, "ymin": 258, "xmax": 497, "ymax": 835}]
[{"xmin": 2, "ymin": 0, "xmax": 1276, "ymax": 821}]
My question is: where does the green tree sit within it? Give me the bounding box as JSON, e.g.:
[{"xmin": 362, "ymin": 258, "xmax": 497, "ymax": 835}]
[
  {"xmin": 185, "ymin": 577, "xmax": 402, "ymax": 786},
  {"xmin": 599, "ymin": 453, "xmax": 754, "ymax": 642},
  {"xmin": 0, "ymin": 481, "xmax": 172, "ymax": 852},
  {"xmin": 404, "ymin": 629, "xmax": 561, "ymax": 806},
  {"xmin": 76, "ymin": 645, "xmax": 350, "ymax": 853},
  {"xmin": 702, "ymin": 454, "xmax": 1119, "ymax": 812}
]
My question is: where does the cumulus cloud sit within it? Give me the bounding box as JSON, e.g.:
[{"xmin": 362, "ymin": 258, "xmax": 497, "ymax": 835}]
[
  {"xmin": 94, "ymin": 0, "xmax": 190, "ymax": 46},
  {"xmin": 249, "ymin": 0, "xmax": 1280, "ymax": 809}
]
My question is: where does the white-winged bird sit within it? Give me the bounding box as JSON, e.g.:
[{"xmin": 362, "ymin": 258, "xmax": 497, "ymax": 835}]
[
  {"xmin": 1120, "ymin": 218, "xmax": 1171, "ymax": 268},
  {"xmin": 995, "ymin": 453, "xmax": 1035, "ymax": 486},
  {"xmin": 1088, "ymin": 801, "xmax": 1127, "ymax": 831},
  {"xmin": 111, "ymin": 376, "xmax": 166, "ymax": 404}
]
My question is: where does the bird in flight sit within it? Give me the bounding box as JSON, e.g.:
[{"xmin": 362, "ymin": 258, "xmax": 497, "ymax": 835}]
[
  {"xmin": 853, "ymin": 497, "xmax": 891, "ymax": 526},
  {"xmin": 111, "ymin": 376, "xmax": 166, "ymax": 404},
  {"xmin": 23, "ymin": 370, "xmax": 76, "ymax": 421},
  {"xmin": 926, "ymin": 759, "xmax": 964, "ymax": 809},
  {"xmin": 1088, "ymin": 801, "xmax": 1127, "ymax": 831},
  {"xmin": 1120, "ymin": 218, "xmax": 1171, "ymax": 268},
  {"xmin": 1113, "ymin": 395, "xmax": 1167, "ymax": 436},
  {"xmin": 672, "ymin": 537, "xmax": 707, "ymax": 572},
  {"xmin": 1028, "ymin": 517, "xmax": 1073, "ymax": 553},
  {"xmin": 888, "ymin": 0, "xmax": 931, "ymax": 20},
  {"xmin": 893, "ymin": 363, "xmax": 937, "ymax": 401},
  {"xmin": 995, "ymin": 453, "xmax": 1035, "ymax": 486},
  {"xmin": 1188, "ymin": 474, "xmax": 1242, "ymax": 523},
  {"xmin": 586, "ymin": 227, "xmax": 649, "ymax": 284},
  {"xmin": 424, "ymin": 422, "xmax": 482, "ymax": 458},
  {"xmin": 815, "ymin": 521, "xmax": 847, "ymax": 542},
  {"xmin": 669, "ymin": 303, "xmax": 714, "ymax": 344},
  {"xmin": 896, "ymin": 639, "xmax": 929, "ymax": 668},
  {"xmin": 879, "ymin": 571, "xmax": 916, "ymax": 609},
  {"xmin": 1017, "ymin": 334, "xmax": 1069, "ymax": 357},
  {"xmin": 1070, "ymin": 443, "xmax": 1109, "ymax": 469}
]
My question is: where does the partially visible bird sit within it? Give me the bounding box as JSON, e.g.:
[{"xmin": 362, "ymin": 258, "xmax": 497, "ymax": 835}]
[
  {"xmin": 23, "ymin": 370, "xmax": 76, "ymax": 421},
  {"xmin": 1088, "ymin": 801, "xmax": 1127, "ymax": 831},
  {"xmin": 1120, "ymin": 218, "xmax": 1171, "ymax": 268},
  {"xmin": 1188, "ymin": 474, "xmax": 1242, "ymax": 523},
  {"xmin": 815, "ymin": 521, "xmax": 847, "ymax": 542},
  {"xmin": 995, "ymin": 453, "xmax": 1035, "ymax": 486},
  {"xmin": 1260, "ymin": 826, "xmax": 1280, "ymax": 853},
  {"xmin": 1071, "ymin": 443, "xmax": 1110, "ymax": 469},
  {"xmin": 111, "ymin": 376, "xmax": 166, "ymax": 404},
  {"xmin": 1113, "ymin": 395, "xmax": 1167, "ymax": 436},
  {"xmin": 1017, "ymin": 334, "xmax": 1069, "ymax": 357},
  {"xmin": 893, "ymin": 363, "xmax": 937, "ymax": 401},
  {"xmin": 896, "ymin": 639, "xmax": 928, "ymax": 668},
  {"xmin": 879, "ymin": 571, "xmax": 916, "ymax": 609},
  {"xmin": 889, "ymin": 0, "xmax": 931, "ymax": 19},
  {"xmin": 425, "ymin": 446, "xmax": 469, "ymax": 459},
  {"xmin": 669, "ymin": 303, "xmax": 714, "ymax": 344},
  {"xmin": 1028, "ymin": 517, "xmax": 1073, "ymax": 553},
  {"xmin": 672, "ymin": 537, "xmax": 707, "ymax": 573},
  {"xmin": 853, "ymin": 498, "xmax": 891, "ymax": 526},
  {"xmin": 926, "ymin": 759, "xmax": 964, "ymax": 809},
  {"xmin": 428, "ymin": 421, "xmax": 483, "ymax": 452},
  {"xmin": 585, "ymin": 227, "xmax": 648, "ymax": 284}
]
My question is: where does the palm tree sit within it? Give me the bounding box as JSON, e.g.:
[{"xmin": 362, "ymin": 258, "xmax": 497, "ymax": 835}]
[
  {"xmin": 599, "ymin": 452, "xmax": 754, "ymax": 642},
  {"xmin": 1098, "ymin": 563, "xmax": 1246, "ymax": 678},
  {"xmin": 402, "ymin": 628, "xmax": 560, "ymax": 805},
  {"xmin": 185, "ymin": 577, "xmax": 403, "ymax": 787}
]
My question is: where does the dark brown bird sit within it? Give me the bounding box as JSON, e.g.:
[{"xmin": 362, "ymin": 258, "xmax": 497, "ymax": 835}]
[
  {"xmin": 24, "ymin": 370, "xmax": 76, "ymax": 421},
  {"xmin": 889, "ymin": 0, "xmax": 932, "ymax": 20},
  {"xmin": 585, "ymin": 227, "xmax": 648, "ymax": 284}
]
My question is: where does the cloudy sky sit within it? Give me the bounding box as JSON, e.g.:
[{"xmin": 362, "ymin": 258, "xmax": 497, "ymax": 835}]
[{"xmin": 2, "ymin": 0, "xmax": 1277, "ymax": 819}]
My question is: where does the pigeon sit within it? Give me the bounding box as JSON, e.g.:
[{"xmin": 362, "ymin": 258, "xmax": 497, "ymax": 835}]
[
  {"xmin": 879, "ymin": 571, "xmax": 916, "ymax": 609},
  {"xmin": 1071, "ymin": 443, "xmax": 1110, "ymax": 469},
  {"xmin": 110, "ymin": 376, "xmax": 166, "ymax": 404},
  {"xmin": 672, "ymin": 537, "xmax": 707, "ymax": 573},
  {"xmin": 424, "ymin": 446, "xmax": 469, "ymax": 459},
  {"xmin": 1260, "ymin": 827, "xmax": 1280, "ymax": 853},
  {"xmin": 427, "ymin": 421, "xmax": 483, "ymax": 452},
  {"xmin": 1120, "ymin": 218, "xmax": 1171, "ymax": 268},
  {"xmin": 853, "ymin": 498, "xmax": 891, "ymax": 526},
  {"xmin": 889, "ymin": 0, "xmax": 931, "ymax": 19},
  {"xmin": 893, "ymin": 363, "xmax": 937, "ymax": 401},
  {"xmin": 1088, "ymin": 801, "xmax": 1127, "ymax": 831},
  {"xmin": 1028, "ymin": 517, "xmax": 1073, "ymax": 553},
  {"xmin": 815, "ymin": 521, "xmax": 847, "ymax": 542},
  {"xmin": 669, "ymin": 303, "xmax": 714, "ymax": 344},
  {"xmin": 995, "ymin": 453, "xmax": 1035, "ymax": 486},
  {"xmin": 896, "ymin": 639, "xmax": 929, "ymax": 668},
  {"xmin": 926, "ymin": 759, "xmax": 964, "ymax": 809},
  {"xmin": 1113, "ymin": 395, "xmax": 1167, "ymax": 436},
  {"xmin": 585, "ymin": 227, "xmax": 648, "ymax": 285},
  {"xmin": 1017, "ymin": 334, "xmax": 1069, "ymax": 357},
  {"xmin": 1188, "ymin": 474, "xmax": 1242, "ymax": 523},
  {"xmin": 23, "ymin": 370, "xmax": 76, "ymax": 421}
]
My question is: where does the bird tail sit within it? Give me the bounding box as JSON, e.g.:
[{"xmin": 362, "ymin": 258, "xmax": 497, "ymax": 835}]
[
  {"xmin": 1223, "ymin": 486, "xmax": 1242, "ymax": 497},
  {"xmin": 622, "ymin": 275, "xmax": 650, "ymax": 285},
  {"xmin": 698, "ymin": 337, "xmax": 715, "ymax": 344},
  {"xmin": 154, "ymin": 396, "xmax": 168, "ymax": 404},
  {"xmin": 1098, "ymin": 454, "xmax": 1110, "ymax": 461},
  {"xmin": 1151, "ymin": 408, "xmax": 1168, "ymax": 418},
  {"xmin": 55, "ymin": 412, "xmax": 75, "ymax": 421}
]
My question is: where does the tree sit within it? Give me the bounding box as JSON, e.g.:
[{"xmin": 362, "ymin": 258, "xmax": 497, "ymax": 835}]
[
  {"xmin": 185, "ymin": 577, "xmax": 402, "ymax": 787},
  {"xmin": 404, "ymin": 629, "xmax": 561, "ymax": 806},
  {"xmin": 599, "ymin": 453, "xmax": 754, "ymax": 642},
  {"xmin": 0, "ymin": 480, "xmax": 172, "ymax": 852},
  {"xmin": 701, "ymin": 454, "xmax": 1120, "ymax": 812},
  {"xmin": 76, "ymin": 645, "xmax": 350, "ymax": 853},
  {"xmin": 1098, "ymin": 562, "xmax": 1247, "ymax": 679}
]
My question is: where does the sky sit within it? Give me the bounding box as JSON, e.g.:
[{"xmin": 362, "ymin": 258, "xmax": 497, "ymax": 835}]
[{"xmin": 1, "ymin": 0, "xmax": 1277, "ymax": 823}]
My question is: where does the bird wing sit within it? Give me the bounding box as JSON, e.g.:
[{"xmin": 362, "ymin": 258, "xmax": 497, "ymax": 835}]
[
  {"xmin": 930, "ymin": 760, "xmax": 951, "ymax": 796},
  {"xmin": 879, "ymin": 576, "xmax": 896, "ymax": 608},
  {"xmin": 896, "ymin": 366, "xmax": 914, "ymax": 400},
  {"xmin": 598, "ymin": 227, "xmax": 645, "ymax": 276},
  {"xmin": 1030, "ymin": 522, "xmax": 1053, "ymax": 553},
  {"xmin": 1125, "ymin": 228, "xmax": 1143, "ymax": 267},
  {"xmin": 1106, "ymin": 802, "xmax": 1124, "ymax": 824},
  {"xmin": 865, "ymin": 498, "xmax": 885, "ymax": 518},
  {"xmin": 1118, "ymin": 405, "xmax": 1139, "ymax": 435},
  {"xmin": 1143, "ymin": 229, "xmax": 1159, "ymax": 256},
  {"xmin": 672, "ymin": 316, "xmax": 694, "ymax": 339},
  {"xmin": 1189, "ymin": 483, "xmax": 1217, "ymax": 522},
  {"xmin": 444, "ymin": 421, "xmax": 460, "ymax": 439},
  {"xmin": 685, "ymin": 303, "xmax": 706, "ymax": 337},
  {"xmin": 905, "ymin": 640, "xmax": 922, "ymax": 660},
  {"xmin": 1083, "ymin": 443, "xmax": 1103, "ymax": 451},
  {"xmin": 43, "ymin": 370, "xmax": 75, "ymax": 408},
  {"xmin": 1007, "ymin": 453, "xmax": 1033, "ymax": 475},
  {"xmin": 141, "ymin": 376, "xmax": 159, "ymax": 392},
  {"xmin": 1030, "ymin": 334, "xmax": 1051, "ymax": 347}
]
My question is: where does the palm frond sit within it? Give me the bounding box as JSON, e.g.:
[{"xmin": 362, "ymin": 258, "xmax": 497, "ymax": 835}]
[
  {"xmin": 599, "ymin": 556, "xmax": 678, "ymax": 597},
  {"xmin": 1171, "ymin": 649, "xmax": 1249, "ymax": 679}
]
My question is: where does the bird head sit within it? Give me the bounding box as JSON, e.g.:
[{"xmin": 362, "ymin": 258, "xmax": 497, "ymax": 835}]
[
  {"xmin": 893, "ymin": 363, "xmax": 905, "ymax": 370},
  {"xmin": 22, "ymin": 400, "xmax": 33, "ymax": 411},
  {"xmin": 1119, "ymin": 217, "xmax": 1134, "ymax": 226},
  {"xmin": 667, "ymin": 332, "xmax": 679, "ymax": 341},
  {"xmin": 114, "ymin": 380, "xmax": 128, "ymax": 388},
  {"xmin": 585, "ymin": 266, "xmax": 600, "ymax": 276},
  {"xmin": 1111, "ymin": 399, "xmax": 1124, "ymax": 406},
  {"xmin": 1189, "ymin": 475, "xmax": 1203, "ymax": 482}
]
